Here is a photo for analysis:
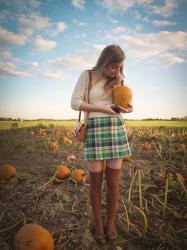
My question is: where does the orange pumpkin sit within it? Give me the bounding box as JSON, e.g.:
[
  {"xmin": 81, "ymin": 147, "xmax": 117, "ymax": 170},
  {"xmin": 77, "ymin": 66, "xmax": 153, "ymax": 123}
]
[
  {"xmin": 48, "ymin": 141, "xmax": 58, "ymax": 151},
  {"xmin": 142, "ymin": 142, "xmax": 151, "ymax": 150},
  {"xmin": 0, "ymin": 165, "xmax": 16, "ymax": 181},
  {"xmin": 112, "ymin": 85, "xmax": 132, "ymax": 109},
  {"xmin": 123, "ymin": 155, "xmax": 132, "ymax": 161},
  {"xmin": 63, "ymin": 136, "xmax": 69, "ymax": 143},
  {"xmin": 67, "ymin": 155, "xmax": 77, "ymax": 162},
  {"xmin": 65, "ymin": 139, "xmax": 73, "ymax": 146},
  {"xmin": 55, "ymin": 166, "xmax": 71, "ymax": 179},
  {"xmin": 39, "ymin": 128, "xmax": 46, "ymax": 136},
  {"xmin": 70, "ymin": 169, "xmax": 86, "ymax": 183},
  {"xmin": 15, "ymin": 223, "xmax": 54, "ymax": 250}
]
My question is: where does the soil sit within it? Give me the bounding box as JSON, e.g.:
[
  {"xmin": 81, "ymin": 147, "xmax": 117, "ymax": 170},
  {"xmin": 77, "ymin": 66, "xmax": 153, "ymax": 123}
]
[{"xmin": 0, "ymin": 126, "xmax": 186, "ymax": 250}]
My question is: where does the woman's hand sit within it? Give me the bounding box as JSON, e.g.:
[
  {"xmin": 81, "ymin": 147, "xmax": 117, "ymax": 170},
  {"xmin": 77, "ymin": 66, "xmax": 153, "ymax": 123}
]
[
  {"xmin": 102, "ymin": 105, "xmax": 117, "ymax": 115},
  {"xmin": 118, "ymin": 104, "xmax": 134, "ymax": 113}
]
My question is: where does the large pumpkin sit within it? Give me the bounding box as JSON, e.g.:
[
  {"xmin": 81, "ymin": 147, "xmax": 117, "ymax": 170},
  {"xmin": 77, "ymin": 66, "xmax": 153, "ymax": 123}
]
[
  {"xmin": 0, "ymin": 165, "xmax": 16, "ymax": 181},
  {"xmin": 112, "ymin": 85, "xmax": 132, "ymax": 109},
  {"xmin": 15, "ymin": 223, "xmax": 54, "ymax": 250}
]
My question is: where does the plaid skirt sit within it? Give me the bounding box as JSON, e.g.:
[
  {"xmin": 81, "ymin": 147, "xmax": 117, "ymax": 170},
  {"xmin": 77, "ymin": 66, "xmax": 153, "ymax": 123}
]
[{"xmin": 84, "ymin": 116, "xmax": 131, "ymax": 160}]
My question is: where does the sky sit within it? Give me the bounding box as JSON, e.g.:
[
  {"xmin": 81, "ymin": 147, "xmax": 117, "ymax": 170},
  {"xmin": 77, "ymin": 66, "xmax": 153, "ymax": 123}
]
[{"xmin": 0, "ymin": 0, "xmax": 187, "ymax": 120}]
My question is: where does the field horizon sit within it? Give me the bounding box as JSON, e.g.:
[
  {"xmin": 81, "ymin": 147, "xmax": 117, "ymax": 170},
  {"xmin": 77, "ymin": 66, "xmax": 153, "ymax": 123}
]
[{"xmin": 0, "ymin": 120, "xmax": 187, "ymax": 129}]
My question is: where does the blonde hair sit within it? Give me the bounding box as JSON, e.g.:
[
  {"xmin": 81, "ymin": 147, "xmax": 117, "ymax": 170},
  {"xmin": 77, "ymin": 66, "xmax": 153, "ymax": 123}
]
[{"xmin": 91, "ymin": 44, "xmax": 125, "ymax": 91}]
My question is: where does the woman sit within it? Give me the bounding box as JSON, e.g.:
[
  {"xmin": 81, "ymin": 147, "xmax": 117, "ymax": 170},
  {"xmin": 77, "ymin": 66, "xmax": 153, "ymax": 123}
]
[{"xmin": 71, "ymin": 44, "xmax": 133, "ymax": 244}]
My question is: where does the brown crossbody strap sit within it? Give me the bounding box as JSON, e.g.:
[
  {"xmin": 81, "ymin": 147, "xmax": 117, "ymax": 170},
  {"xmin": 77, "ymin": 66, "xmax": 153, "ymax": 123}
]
[{"xmin": 78, "ymin": 70, "xmax": 92, "ymax": 122}]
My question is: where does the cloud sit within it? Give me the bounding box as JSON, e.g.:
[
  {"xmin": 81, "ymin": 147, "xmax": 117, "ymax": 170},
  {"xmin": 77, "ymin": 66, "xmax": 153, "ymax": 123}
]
[
  {"xmin": 1, "ymin": 0, "xmax": 41, "ymax": 12},
  {"xmin": 96, "ymin": 0, "xmax": 153, "ymax": 12},
  {"xmin": 105, "ymin": 30, "xmax": 187, "ymax": 66},
  {"xmin": 159, "ymin": 53, "xmax": 186, "ymax": 67},
  {"xmin": 44, "ymin": 48, "xmax": 101, "ymax": 70},
  {"xmin": 145, "ymin": 0, "xmax": 178, "ymax": 17},
  {"xmin": 48, "ymin": 21, "xmax": 67, "ymax": 36},
  {"xmin": 0, "ymin": 26, "xmax": 31, "ymax": 46},
  {"xmin": 26, "ymin": 61, "xmax": 39, "ymax": 68},
  {"xmin": 56, "ymin": 22, "xmax": 67, "ymax": 33},
  {"xmin": 97, "ymin": 0, "xmax": 179, "ymax": 18},
  {"xmin": 34, "ymin": 36, "xmax": 56, "ymax": 52},
  {"xmin": 112, "ymin": 26, "xmax": 126, "ymax": 34},
  {"xmin": 106, "ymin": 15, "xmax": 119, "ymax": 24},
  {"xmin": 38, "ymin": 71, "xmax": 71, "ymax": 80},
  {"xmin": 72, "ymin": 19, "xmax": 87, "ymax": 26},
  {"xmin": 18, "ymin": 13, "xmax": 67, "ymax": 38},
  {"xmin": 0, "ymin": 62, "xmax": 29, "ymax": 77},
  {"xmin": 152, "ymin": 20, "xmax": 176, "ymax": 27},
  {"xmin": 71, "ymin": 0, "xmax": 85, "ymax": 10},
  {"xmin": 17, "ymin": 13, "xmax": 51, "ymax": 31},
  {"xmin": 0, "ymin": 49, "xmax": 13, "ymax": 58}
]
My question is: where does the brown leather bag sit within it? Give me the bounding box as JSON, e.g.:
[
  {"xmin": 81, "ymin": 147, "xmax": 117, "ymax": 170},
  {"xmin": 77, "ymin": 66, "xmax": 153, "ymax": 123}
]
[{"xmin": 74, "ymin": 70, "xmax": 92, "ymax": 142}]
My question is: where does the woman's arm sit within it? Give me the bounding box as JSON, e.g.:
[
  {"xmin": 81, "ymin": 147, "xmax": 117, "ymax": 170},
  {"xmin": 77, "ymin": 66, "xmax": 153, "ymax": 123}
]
[
  {"xmin": 71, "ymin": 70, "xmax": 116, "ymax": 115},
  {"xmin": 71, "ymin": 70, "xmax": 88, "ymax": 111},
  {"xmin": 80, "ymin": 102, "xmax": 116, "ymax": 115}
]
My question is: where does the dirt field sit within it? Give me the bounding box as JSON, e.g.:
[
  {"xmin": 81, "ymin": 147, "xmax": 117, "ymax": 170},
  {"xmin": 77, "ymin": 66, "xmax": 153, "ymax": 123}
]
[{"xmin": 0, "ymin": 126, "xmax": 187, "ymax": 250}]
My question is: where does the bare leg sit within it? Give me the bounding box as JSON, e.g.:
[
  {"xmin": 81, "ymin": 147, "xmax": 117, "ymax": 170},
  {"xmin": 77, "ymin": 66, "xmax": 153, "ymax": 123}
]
[{"xmin": 105, "ymin": 158, "xmax": 123, "ymax": 237}]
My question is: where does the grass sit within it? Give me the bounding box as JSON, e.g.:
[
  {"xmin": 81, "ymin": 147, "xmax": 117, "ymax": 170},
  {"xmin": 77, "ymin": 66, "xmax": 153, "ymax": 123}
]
[{"xmin": 0, "ymin": 120, "xmax": 187, "ymax": 129}]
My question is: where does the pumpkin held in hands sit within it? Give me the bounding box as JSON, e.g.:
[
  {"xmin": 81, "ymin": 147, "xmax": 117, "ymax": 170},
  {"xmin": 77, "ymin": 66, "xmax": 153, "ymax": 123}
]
[
  {"xmin": 15, "ymin": 223, "xmax": 54, "ymax": 250},
  {"xmin": 112, "ymin": 85, "xmax": 132, "ymax": 109}
]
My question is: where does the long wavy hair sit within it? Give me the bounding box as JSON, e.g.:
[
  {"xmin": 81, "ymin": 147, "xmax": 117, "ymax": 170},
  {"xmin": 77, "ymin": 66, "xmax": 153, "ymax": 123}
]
[{"xmin": 91, "ymin": 44, "xmax": 125, "ymax": 91}]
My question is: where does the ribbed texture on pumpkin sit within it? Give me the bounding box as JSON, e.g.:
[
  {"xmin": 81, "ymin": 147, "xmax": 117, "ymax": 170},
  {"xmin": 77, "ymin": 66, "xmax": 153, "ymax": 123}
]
[
  {"xmin": 112, "ymin": 85, "xmax": 132, "ymax": 109},
  {"xmin": 71, "ymin": 169, "xmax": 86, "ymax": 183}
]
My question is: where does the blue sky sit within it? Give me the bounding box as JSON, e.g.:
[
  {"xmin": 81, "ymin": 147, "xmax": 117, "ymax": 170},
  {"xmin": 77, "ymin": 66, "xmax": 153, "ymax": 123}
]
[{"xmin": 0, "ymin": 0, "xmax": 187, "ymax": 120}]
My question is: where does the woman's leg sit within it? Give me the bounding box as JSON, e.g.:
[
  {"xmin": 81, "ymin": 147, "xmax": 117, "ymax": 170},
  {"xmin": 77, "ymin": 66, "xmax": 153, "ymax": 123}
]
[
  {"xmin": 88, "ymin": 160, "xmax": 105, "ymax": 237},
  {"xmin": 105, "ymin": 158, "xmax": 123, "ymax": 236}
]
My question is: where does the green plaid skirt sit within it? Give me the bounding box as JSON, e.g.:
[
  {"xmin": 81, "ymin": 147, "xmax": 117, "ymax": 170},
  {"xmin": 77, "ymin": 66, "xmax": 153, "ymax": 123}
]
[{"xmin": 84, "ymin": 116, "xmax": 131, "ymax": 160}]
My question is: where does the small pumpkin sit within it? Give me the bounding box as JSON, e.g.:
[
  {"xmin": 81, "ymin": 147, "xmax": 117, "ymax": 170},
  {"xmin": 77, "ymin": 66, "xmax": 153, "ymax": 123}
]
[
  {"xmin": 15, "ymin": 223, "xmax": 54, "ymax": 250},
  {"xmin": 70, "ymin": 169, "xmax": 86, "ymax": 183},
  {"xmin": 142, "ymin": 142, "xmax": 151, "ymax": 150},
  {"xmin": 63, "ymin": 136, "xmax": 69, "ymax": 143},
  {"xmin": 66, "ymin": 130, "xmax": 75, "ymax": 137},
  {"xmin": 65, "ymin": 139, "xmax": 73, "ymax": 146},
  {"xmin": 48, "ymin": 141, "xmax": 58, "ymax": 151},
  {"xmin": 67, "ymin": 155, "xmax": 77, "ymax": 162},
  {"xmin": 123, "ymin": 155, "xmax": 132, "ymax": 161},
  {"xmin": 39, "ymin": 128, "xmax": 46, "ymax": 136},
  {"xmin": 0, "ymin": 165, "xmax": 16, "ymax": 181},
  {"xmin": 112, "ymin": 85, "xmax": 132, "ymax": 109},
  {"xmin": 55, "ymin": 166, "xmax": 71, "ymax": 179}
]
